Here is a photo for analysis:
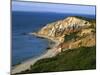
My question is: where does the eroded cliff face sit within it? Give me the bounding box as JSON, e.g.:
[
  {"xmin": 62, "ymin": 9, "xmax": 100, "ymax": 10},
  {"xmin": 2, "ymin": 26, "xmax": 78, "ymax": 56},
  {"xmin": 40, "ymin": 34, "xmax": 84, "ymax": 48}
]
[{"xmin": 35, "ymin": 16, "xmax": 96, "ymax": 52}]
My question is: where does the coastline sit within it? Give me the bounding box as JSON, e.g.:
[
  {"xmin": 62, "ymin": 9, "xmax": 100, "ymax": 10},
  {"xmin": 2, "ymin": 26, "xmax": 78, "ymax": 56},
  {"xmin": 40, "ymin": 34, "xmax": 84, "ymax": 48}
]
[{"xmin": 12, "ymin": 32, "xmax": 60, "ymax": 74}]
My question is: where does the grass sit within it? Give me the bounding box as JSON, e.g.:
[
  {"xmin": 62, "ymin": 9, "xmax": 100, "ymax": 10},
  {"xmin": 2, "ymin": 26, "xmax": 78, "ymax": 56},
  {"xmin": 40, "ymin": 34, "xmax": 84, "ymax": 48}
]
[{"xmin": 19, "ymin": 46, "xmax": 96, "ymax": 74}]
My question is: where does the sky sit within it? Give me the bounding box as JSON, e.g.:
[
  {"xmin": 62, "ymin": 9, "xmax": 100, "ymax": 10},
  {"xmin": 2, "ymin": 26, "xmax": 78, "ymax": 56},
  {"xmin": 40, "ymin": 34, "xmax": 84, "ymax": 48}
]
[{"xmin": 12, "ymin": 1, "xmax": 96, "ymax": 15}]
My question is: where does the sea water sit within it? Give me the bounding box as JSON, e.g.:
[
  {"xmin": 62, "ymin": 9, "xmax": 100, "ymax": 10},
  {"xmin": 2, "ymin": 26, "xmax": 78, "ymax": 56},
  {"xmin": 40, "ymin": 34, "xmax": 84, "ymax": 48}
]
[{"xmin": 12, "ymin": 11, "xmax": 95, "ymax": 65}]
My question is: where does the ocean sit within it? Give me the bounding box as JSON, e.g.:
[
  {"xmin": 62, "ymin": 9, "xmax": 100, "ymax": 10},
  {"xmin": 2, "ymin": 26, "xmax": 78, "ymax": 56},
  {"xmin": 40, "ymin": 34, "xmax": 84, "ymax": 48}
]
[{"xmin": 12, "ymin": 11, "xmax": 95, "ymax": 65}]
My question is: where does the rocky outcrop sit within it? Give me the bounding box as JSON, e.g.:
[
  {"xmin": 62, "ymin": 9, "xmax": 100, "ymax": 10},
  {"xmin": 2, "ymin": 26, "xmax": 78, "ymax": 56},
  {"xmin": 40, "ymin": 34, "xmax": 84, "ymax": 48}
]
[{"xmin": 37, "ymin": 16, "xmax": 92, "ymax": 42}]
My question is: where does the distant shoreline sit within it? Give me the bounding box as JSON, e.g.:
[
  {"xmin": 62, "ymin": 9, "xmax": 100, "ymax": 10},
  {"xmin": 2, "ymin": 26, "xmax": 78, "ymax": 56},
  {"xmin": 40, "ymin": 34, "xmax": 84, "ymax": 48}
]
[{"xmin": 11, "ymin": 32, "xmax": 60, "ymax": 74}]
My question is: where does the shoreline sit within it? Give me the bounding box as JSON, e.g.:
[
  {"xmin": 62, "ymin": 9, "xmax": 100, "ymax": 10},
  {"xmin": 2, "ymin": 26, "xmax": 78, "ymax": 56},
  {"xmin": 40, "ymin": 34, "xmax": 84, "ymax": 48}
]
[{"xmin": 11, "ymin": 32, "xmax": 60, "ymax": 74}]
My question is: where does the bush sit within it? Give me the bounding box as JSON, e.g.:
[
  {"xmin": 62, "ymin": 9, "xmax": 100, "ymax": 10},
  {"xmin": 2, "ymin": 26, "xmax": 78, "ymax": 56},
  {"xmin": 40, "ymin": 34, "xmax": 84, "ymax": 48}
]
[{"xmin": 19, "ymin": 46, "xmax": 96, "ymax": 74}]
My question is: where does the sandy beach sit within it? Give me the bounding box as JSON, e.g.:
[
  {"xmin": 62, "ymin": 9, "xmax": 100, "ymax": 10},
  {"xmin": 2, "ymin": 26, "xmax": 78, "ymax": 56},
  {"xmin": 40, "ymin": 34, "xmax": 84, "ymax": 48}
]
[{"xmin": 11, "ymin": 33, "xmax": 60, "ymax": 74}]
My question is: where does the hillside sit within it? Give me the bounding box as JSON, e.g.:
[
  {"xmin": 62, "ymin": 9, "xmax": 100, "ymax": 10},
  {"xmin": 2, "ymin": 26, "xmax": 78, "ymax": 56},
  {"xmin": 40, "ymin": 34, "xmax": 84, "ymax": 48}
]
[{"xmin": 19, "ymin": 46, "xmax": 96, "ymax": 74}]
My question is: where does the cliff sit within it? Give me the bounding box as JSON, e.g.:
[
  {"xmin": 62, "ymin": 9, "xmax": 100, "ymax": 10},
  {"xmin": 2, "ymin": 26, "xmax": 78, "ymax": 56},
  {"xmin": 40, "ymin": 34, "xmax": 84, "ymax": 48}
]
[
  {"xmin": 33, "ymin": 16, "xmax": 96, "ymax": 53},
  {"xmin": 37, "ymin": 17, "xmax": 93, "ymax": 41}
]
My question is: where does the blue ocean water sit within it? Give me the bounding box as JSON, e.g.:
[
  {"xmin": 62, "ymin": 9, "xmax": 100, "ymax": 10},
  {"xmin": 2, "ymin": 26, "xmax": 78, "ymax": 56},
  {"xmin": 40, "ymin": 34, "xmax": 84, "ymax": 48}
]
[{"xmin": 12, "ymin": 11, "xmax": 95, "ymax": 65}]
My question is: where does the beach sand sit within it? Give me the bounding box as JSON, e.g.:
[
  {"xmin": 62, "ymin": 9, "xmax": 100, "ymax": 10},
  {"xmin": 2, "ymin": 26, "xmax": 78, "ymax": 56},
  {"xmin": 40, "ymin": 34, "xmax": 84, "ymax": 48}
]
[{"xmin": 11, "ymin": 33, "xmax": 60, "ymax": 74}]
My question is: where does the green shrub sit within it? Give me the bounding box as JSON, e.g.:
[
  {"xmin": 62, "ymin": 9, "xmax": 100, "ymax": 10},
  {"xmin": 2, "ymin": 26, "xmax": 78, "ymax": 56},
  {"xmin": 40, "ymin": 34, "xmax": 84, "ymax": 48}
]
[
  {"xmin": 19, "ymin": 46, "xmax": 96, "ymax": 74},
  {"xmin": 64, "ymin": 32, "xmax": 78, "ymax": 42}
]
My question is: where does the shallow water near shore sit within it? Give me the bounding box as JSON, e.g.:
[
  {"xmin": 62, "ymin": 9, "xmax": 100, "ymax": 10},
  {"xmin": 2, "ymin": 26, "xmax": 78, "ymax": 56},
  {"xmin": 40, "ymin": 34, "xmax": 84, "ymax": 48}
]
[{"xmin": 12, "ymin": 11, "xmax": 95, "ymax": 66}]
